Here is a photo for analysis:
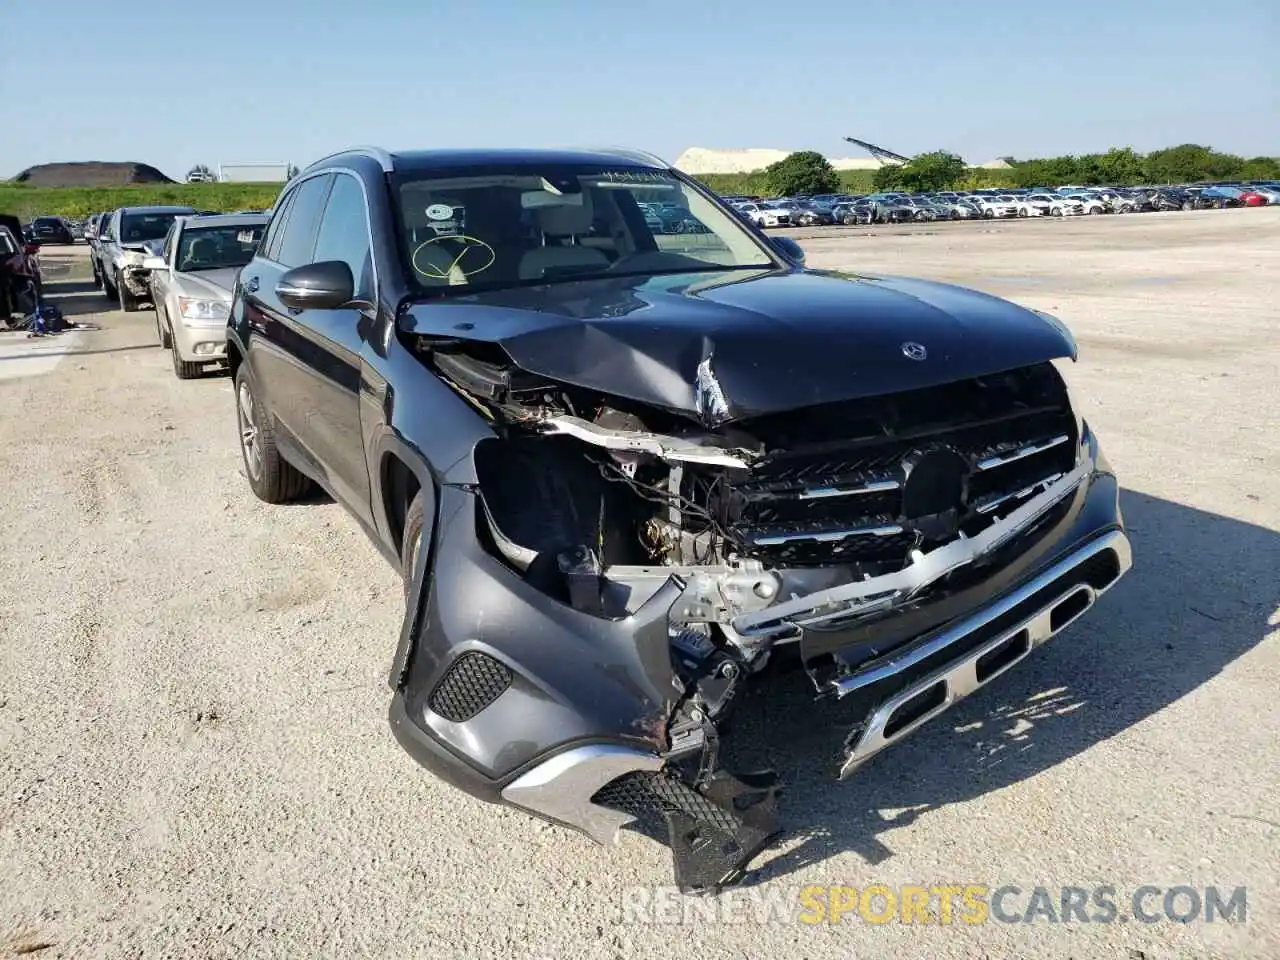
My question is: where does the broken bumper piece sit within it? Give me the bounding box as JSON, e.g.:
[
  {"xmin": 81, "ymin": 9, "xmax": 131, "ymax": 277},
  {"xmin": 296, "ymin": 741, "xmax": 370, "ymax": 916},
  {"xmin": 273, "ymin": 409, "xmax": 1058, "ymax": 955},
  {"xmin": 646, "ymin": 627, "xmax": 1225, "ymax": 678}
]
[{"xmin": 504, "ymin": 752, "xmax": 783, "ymax": 894}]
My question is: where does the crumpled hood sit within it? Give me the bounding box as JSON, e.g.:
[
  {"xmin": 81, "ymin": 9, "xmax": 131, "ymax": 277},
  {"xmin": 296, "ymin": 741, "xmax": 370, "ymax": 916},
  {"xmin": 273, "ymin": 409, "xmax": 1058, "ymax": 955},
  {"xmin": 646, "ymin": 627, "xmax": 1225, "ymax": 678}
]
[{"xmin": 400, "ymin": 268, "xmax": 1076, "ymax": 423}]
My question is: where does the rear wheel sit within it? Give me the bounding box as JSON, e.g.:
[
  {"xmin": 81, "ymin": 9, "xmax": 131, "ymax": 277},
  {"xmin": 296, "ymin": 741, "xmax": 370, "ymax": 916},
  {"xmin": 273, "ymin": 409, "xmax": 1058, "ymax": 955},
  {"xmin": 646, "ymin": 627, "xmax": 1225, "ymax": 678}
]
[{"xmin": 234, "ymin": 365, "xmax": 311, "ymax": 503}]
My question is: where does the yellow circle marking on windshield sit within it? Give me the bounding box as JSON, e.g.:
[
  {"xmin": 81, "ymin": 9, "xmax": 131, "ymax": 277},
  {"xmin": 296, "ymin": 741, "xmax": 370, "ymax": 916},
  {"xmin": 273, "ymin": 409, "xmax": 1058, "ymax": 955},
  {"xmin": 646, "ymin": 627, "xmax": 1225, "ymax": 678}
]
[{"xmin": 412, "ymin": 235, "xmax": 496, "ymax": 280}]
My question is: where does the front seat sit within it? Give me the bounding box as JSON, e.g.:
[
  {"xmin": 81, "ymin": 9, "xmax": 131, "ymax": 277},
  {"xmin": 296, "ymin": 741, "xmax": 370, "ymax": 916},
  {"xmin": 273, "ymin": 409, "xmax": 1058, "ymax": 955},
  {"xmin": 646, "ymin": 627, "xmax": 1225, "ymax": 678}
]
[
  {"xmin": 519, "ymin": 195, "xmax": 610, "ymax": 281},
  {"xmin": 180, "ymin": 237, "xmax": 216, "ymax": 271}
]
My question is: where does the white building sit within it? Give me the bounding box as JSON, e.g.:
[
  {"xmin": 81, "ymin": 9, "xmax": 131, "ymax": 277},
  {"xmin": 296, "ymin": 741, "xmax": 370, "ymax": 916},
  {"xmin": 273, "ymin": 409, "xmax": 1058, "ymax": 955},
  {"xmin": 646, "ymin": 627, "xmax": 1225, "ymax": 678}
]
[{"xmin": 217, "ymin": 161, "xmax": 293, "ymax": 183}]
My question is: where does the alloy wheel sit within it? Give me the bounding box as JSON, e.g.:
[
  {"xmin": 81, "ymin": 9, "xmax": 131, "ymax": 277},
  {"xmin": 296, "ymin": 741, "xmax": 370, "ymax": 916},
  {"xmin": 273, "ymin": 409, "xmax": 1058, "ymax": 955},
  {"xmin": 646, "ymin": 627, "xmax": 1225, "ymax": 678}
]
[{"xmin": 237, "ymin": 381, "xmax": 263, "ymax": 480}]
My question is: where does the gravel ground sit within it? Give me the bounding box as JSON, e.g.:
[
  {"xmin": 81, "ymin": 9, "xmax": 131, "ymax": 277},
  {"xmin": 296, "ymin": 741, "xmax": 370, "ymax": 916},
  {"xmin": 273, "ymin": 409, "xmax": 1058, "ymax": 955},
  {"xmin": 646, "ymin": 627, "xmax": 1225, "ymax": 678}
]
[{"xmin": 1, "ymin": 212, "xmax": 1277, "ymax": 959}]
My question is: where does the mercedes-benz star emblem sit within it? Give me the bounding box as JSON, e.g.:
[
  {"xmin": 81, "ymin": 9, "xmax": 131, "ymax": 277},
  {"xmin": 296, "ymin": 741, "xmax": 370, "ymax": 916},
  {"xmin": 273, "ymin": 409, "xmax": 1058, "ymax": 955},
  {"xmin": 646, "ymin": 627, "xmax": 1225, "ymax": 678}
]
[{"xmin": 901, "ymin": 341, "xmax": 928, "ymax": 361}]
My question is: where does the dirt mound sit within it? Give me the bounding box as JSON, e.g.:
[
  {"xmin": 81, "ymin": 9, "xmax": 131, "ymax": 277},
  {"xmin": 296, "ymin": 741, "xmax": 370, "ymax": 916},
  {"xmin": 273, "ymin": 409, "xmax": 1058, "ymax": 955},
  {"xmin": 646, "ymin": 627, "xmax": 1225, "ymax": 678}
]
[{"xmin": 11, "ymin": 162, "xmax": 175, "ymax": 187}]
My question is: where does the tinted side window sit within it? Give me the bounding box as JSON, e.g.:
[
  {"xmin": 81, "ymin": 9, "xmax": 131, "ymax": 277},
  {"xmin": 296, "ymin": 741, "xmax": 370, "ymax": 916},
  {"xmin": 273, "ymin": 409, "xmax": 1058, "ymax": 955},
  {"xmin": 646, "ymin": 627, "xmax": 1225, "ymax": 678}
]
[
  {"xmin": 312, "ymin": 174, "xmax": 373, "ymax": 300},
  {"xmin": 261, "ymin": 188, "xmax": 299, "ymax": 262},
  {"xmin": 276, "ymin": 174, "xmax": 334, "ymax": 268}
]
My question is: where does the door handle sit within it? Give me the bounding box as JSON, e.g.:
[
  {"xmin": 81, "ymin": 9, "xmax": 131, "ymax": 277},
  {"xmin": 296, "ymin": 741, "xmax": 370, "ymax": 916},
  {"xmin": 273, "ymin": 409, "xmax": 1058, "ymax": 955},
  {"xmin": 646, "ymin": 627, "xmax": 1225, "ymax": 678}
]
[{"xmin": 243, "ymin": 275, "xmax": 260, "ymax": 294}]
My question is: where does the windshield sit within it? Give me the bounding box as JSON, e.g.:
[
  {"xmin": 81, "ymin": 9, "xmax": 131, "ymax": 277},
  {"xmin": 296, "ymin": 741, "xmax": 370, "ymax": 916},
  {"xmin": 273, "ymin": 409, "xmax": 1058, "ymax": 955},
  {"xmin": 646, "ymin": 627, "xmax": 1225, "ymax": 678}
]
[
  {"xmin": 176, "ymin": 224, "xmax": 265, "ymax": 272},
  {"xmin": 121, "ymin": 213, "xmax": 183, "ymax": 243},
  {"xmin": 33, "ymin": 217, "xmax": 62, "ymax": 227},
  {"xmin": 394, "ymin": 165, "xmax": 775, "ymax": 294}
]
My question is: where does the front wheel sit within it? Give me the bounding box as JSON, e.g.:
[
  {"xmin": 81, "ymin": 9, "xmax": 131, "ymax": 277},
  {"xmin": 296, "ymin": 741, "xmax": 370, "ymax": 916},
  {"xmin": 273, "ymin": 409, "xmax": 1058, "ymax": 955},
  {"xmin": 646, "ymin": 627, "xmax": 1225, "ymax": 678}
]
[
  {"xmin": 90, "ymin": 259, "xmax": 103, "ymax": 289},
  {"xmin": 171, "ymin": 333, "xmax": 203, "ymax": 380},
  {"xmin": 233, "ymin": 365, "xmax": 311, "ymax": 503},
  {"xmin": 119, "ymin": 276, "xmax": 141, "ymax": 312},
  {"xmin": 156, "ymin": 303, "xmax": 172, "ymax": 348},
  {"xmin": 401, "ymin": 491, "xmax": 427, "ymax": 594}
]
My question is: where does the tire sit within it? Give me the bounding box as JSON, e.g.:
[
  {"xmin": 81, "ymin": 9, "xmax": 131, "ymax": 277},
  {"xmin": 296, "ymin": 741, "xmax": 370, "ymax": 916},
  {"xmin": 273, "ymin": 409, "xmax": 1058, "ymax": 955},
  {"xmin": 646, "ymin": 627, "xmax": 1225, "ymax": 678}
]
[
  {"xmin": 171, "ymin": 332, "xmax": 203, "ymax": 380},
  {"xmin": 1089, "ymin": 205, "xmax": 1103, "ymax": 215},
  {"xmin": 156, "ymin": 304, "xmax": 172, "ymax": 348},
  {"xmin": 1182, "ymin": 201, "xmax": 1193, "ymax": 211},
  {"xmin": 119, "ymin": 276, "xmax": 140, "ymax": 312},
  {"xmin": 401, "ymin": 491, "xmax": 427, "ymax": 594},
  {"xmin": 983, "ymin": 209, "xmax": 994, "ymax": 219},
  {"xmin": 1017, "ymin": 208, "xmax": 1028, "ymax": 218},
  {"xmin": 90, "ymin": 259, "xmax": 103, "ymax": 289},
  {"xmin": 233, "ymin": 365, "xmax": 311, "ymax": 503},
  {"xmin": 103, "ymin": 269, "xmax": 118, "ymax": 302}
]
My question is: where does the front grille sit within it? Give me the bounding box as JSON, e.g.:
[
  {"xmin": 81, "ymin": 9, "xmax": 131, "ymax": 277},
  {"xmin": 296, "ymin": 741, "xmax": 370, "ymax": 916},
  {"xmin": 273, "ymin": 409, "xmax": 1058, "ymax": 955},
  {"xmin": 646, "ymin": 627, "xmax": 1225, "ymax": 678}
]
[
  {"xmin": 701, "ymin": 363, "xmax": 1077, "ymax": 570},
  {"xmin": 428, "ymin": 652, "xmax": 512, "ymax": 723}
]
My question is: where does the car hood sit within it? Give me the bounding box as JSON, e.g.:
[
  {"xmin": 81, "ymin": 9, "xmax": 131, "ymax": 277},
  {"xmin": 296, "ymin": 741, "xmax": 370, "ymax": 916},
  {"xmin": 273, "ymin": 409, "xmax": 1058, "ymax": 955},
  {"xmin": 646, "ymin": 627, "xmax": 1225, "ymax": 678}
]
[
  {"xmin": 172, "ymin": 266, "xmax": 240, "ymax": 299},
  {"xmin": 400, "ymin": 268, "xmax": 1077, "ymax": 424}
]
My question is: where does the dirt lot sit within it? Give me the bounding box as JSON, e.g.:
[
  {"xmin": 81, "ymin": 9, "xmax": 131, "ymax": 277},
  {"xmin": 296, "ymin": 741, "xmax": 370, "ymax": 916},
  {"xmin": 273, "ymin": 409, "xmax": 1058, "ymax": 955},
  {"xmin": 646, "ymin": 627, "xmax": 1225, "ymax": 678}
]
[{"xmin": 2, "ymin": 211, "xmax": 1277, "ymax": 959}]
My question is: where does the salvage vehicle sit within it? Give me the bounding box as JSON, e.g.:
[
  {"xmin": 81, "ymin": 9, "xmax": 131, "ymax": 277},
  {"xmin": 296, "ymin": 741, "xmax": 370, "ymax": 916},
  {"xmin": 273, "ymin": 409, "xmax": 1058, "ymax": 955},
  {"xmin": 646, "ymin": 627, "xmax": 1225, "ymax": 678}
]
[
  {"xmin": 29, "ymin": 216, "xmax": 74, "ymax": 245},
  {"xmin": 227, "ymin": 146, "xmax": 1132, "ymax": 894},
  {"xmin": 144, "ymin": 213, "xmax": 268, "ymax": 378},
  {"xmin": 95, "ymin": 205, "xmax": 196, "ymax": 310}
]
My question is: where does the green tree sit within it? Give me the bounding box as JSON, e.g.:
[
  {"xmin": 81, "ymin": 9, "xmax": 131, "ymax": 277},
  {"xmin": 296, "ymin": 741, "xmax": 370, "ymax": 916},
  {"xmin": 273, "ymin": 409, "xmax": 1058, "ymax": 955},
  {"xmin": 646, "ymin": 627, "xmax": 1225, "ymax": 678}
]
[
  {"xmin": 1094, "ymin": 147, "xmax": 1146, "ymax": 185},
  {"xmin": 1239, "ymin": 156, "xmax": 1280, "ymax": 180},
  {"xmin": 871, "ymin": 164, "xmax": 907, "ymax": 191},
  {"xmin": 873, "ymin": 151, "xmax": 967, "ymax": 192},
  {"xmin": 763, "ymin": 151, "xmax": 839, "ymax": 196},
  {"xmin": 1143, "ymin": 144, "xmax": 1243, "ymax": 183}
]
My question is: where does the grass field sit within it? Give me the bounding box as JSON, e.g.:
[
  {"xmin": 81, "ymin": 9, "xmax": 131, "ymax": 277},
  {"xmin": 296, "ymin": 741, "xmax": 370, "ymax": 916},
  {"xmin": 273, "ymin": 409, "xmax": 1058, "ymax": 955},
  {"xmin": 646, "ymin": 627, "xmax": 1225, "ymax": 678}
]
[{"xmin": 0, "ymin": 182, "xmax": 286, "ymax": 220}]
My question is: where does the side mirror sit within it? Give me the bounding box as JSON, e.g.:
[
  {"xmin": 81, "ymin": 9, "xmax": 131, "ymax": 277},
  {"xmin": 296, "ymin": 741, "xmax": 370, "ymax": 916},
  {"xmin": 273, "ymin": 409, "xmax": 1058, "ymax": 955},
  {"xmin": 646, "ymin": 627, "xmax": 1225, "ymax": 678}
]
[
  {"xmin": 23, "ymin": 243, "xmax": 39, "ymax": 255},
  {"xmin": 277, "ymin": 260, "xmax": 355, "ymax": 311},
  {"xmin": 142, "ymin": 256, "xmax": 167, "ymax": 271},
  {"xmin": 770, "ymin": 235, "xmax": 806, "ymax": 267}
]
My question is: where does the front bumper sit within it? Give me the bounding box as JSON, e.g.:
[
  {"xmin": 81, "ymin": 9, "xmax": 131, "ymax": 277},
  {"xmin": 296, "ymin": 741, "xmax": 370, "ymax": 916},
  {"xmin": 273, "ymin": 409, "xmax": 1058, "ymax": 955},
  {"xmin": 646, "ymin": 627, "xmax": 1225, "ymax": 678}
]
[
  {"xmin": 120, "ymin": 265, "xmax": 153, "ymax": 297},
  {"xmin": 389, "ymin": 435, "xmax": 1130, "ymax": 891},
  {"xmin": 172, "ymin": 319, "xmax": 229, "ymax": 363}
]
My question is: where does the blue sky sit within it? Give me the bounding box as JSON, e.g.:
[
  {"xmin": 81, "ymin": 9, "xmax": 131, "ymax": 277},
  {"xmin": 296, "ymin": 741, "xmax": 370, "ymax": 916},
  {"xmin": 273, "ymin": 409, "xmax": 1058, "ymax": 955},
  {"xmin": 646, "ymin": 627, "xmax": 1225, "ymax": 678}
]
[{"xmin": 4, "ymin": 0, "xmax": 1275, "ymax": 179}]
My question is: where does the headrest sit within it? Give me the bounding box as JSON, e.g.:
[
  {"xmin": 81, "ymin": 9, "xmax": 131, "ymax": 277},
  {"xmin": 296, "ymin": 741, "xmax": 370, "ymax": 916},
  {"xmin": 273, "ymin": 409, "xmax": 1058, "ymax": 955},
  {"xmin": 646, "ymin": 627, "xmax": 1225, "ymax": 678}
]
[{"xmin": 534, "ymin": 194, "xmax": 593, "ymax": 237}]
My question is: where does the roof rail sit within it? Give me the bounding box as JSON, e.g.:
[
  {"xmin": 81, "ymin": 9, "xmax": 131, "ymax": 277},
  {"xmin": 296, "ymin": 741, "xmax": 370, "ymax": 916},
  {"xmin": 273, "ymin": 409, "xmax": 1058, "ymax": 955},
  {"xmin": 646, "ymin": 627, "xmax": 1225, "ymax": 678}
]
[
  {"xmin": 577, "ymin": 145, "xmax": 670, "ymax": 169},
  {"xmin": 305, "ymin": 146, "xmax": 394, "ymax": 173}
]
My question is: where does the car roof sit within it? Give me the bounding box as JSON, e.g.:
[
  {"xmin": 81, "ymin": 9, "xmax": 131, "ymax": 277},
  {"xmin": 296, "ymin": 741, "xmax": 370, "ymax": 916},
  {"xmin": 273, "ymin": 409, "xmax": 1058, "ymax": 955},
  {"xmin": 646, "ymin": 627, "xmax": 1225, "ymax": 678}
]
[
  {"xmin": 179, "ymin": 213, "xmax": 269, "ymax": 229},
  {"xmin": 117, "ymin": 205, "xmax": 198, "ymax": 215},
  {"xmin": 308, "ymin": 146, "xmax": 669, "ymax": 175}
]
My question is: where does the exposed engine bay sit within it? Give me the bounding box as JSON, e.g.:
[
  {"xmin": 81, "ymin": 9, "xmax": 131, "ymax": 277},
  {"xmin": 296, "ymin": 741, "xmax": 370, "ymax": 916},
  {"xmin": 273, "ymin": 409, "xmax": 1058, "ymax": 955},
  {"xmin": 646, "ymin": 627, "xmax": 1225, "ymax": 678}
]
[{"xmin": 422, "ymin": 337, "xmax": 1085, "ymax": 679}]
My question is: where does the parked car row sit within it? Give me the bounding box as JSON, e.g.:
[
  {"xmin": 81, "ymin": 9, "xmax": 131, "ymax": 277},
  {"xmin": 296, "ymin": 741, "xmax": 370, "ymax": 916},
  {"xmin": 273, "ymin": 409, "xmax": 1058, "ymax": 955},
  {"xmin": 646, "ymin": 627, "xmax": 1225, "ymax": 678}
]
[
  {"xmin": 722, "ymin": 180, "xmax": 1280, "ymax": 227},
  {"xmin": 83, "ymin": 203, "xmax": 268, "ymax": 377}
]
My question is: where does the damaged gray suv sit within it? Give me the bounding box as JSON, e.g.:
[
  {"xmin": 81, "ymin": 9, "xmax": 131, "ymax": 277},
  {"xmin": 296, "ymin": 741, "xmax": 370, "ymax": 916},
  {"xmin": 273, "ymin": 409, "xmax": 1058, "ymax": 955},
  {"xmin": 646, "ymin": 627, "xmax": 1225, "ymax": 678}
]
[{"xmin": 226, "ymin": 146, "xmax": 1132, "ymax": 893}]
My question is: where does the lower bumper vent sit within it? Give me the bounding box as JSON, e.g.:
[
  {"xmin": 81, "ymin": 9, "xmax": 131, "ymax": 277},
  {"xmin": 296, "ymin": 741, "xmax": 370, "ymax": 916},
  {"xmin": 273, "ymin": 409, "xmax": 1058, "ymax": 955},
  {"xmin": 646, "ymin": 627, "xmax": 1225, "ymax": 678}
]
[{"xmin": 429, "ymin": 652, "xmax": 512, "ymax": 723}]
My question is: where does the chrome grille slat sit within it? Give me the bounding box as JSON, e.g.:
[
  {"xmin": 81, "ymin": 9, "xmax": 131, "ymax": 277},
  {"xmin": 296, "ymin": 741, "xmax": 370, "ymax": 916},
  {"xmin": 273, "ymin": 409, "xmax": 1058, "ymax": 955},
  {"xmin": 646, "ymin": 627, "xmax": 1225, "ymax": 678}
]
[
  {"xmin": 711, "ymin": 365, "xmax": 1078, "ymax": 568},
  {"xmin": 975, "ymin": 433, "xmax": 1069, "ymax": 471}
]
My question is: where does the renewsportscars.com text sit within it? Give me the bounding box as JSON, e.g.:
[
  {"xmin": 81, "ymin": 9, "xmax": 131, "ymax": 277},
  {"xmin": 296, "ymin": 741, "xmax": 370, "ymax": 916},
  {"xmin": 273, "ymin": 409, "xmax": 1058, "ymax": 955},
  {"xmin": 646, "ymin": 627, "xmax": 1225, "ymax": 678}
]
[{"xmin": 621, "ymin": 884, "xmax": 1248, "ymax": 926}]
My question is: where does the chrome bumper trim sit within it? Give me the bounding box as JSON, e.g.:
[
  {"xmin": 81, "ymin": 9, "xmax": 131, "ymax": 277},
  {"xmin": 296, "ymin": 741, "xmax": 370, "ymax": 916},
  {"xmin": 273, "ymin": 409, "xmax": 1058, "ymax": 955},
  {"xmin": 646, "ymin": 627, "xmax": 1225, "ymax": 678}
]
[
  {"xmin": 835, "ymin": 528, "xmax": 1132, "ymax": 777},
  {"xmin": 500, "ymin": 745, "xmax": 662, "ymax": 845}
]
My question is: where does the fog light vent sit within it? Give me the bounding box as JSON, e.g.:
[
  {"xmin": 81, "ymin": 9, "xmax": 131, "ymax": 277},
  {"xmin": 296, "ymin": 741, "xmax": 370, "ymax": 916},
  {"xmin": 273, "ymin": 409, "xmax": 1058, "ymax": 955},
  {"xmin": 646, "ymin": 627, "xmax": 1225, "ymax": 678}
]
[{"xmin": 429, "ymin": 652, "xmax": 512, "ymax": 722}]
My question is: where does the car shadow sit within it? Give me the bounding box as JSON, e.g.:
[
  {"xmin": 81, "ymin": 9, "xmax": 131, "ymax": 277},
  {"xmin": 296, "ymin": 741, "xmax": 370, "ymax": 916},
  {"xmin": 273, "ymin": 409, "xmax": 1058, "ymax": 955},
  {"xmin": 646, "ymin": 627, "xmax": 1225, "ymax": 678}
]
[
  {"xmin": 47, "ymin": 283, "xmax": 119, "ymax": 320},
  {"xmin": 711, "ymin": 489, "xmax": 1277, "ymax": 884}
]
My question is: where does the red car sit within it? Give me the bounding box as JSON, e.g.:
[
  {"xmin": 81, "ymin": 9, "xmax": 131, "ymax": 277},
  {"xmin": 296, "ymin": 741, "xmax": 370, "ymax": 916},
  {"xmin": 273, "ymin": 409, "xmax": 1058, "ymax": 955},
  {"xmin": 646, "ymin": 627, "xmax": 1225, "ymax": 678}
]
[{"xmin": 1238, "ymin": 190, "xmax": 1268, "ymax": 207}]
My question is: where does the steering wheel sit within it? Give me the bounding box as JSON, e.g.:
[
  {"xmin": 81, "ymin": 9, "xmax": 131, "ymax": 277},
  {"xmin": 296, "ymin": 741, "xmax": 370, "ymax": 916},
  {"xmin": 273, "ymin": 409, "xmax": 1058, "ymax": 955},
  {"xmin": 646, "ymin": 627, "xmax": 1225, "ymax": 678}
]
[{"xmin": 411, "ymin": 234, "xmax": 496, "ymax": 280}]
